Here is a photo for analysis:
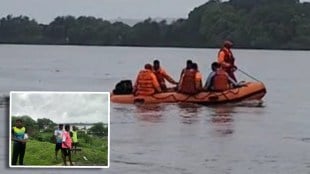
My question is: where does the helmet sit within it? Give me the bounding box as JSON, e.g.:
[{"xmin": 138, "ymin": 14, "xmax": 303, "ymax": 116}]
[
  {"xmin": 144, "ymin": 64, "xmax": 152, "ymax": 70},
  {"xmin": 223, "ymin": 40, "xmax": 233, "ymax": 48}
]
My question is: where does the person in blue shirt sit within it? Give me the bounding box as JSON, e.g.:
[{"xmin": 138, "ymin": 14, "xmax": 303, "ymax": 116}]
[
  {"xmin": 204, "ymin": 62, "xmax": 239, "ymax": 91},
  {"xmin": 11, "ymin": 119, "xmax": 28, "ymax": 165}
]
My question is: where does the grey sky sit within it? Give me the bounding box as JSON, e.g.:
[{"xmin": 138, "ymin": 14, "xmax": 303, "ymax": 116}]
[
  {"xmin": 0, "ymin": 0, "xmax": 208, "ymax": 24},
  {"xmin": 1, "ymin": 0, "xmax": 309, "ymax": 24},
  {"xmin": 11, "ymin": 92, "xmax": 109, "ymax": 124}
]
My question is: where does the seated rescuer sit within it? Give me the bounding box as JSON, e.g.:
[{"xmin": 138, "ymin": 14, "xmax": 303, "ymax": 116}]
[
  {"xmin": 178, "ymin": 62, "xmax": 203, "ymax": 94},
  {"xmin": 133, "ymin": 64, "xmax": 162, "ymax": 96},
  {"xmin": 179, "ymin": 59, "xmax": 193, "ymax": 80},
  {"xmin": 204, "ymin": 62, "xmax": 238, "ymax": 92},
  {"xmin": 153, "ymin": 60, "xmax": 178, "ymax": 91}
]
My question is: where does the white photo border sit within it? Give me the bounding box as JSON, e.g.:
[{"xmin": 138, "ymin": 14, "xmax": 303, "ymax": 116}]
[{"xmin": 9, "ymin": 91, "xmax": 110, "ymax": 169}]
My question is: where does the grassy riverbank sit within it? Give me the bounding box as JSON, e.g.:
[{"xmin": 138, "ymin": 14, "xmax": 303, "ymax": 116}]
[{"xmin": 12, "ymin": 137, "xmax": 108, "ymax": 166}]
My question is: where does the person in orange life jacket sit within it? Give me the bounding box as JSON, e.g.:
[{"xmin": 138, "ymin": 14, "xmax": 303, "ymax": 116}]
[
  {"xmin": 204, "ymin": 62, "xmax": 238, "ymax": 91},
  {"xmin": 133, "ymin": 64, "xmax": 162, "ymax": 96},
  {"xmin": 11, "ymin": 119, "xmax": 28, "ymax": 165},
  {"xmin": 179, "ymin": 59, "xmax": 193, "ymax": 80},
  {"xmin": 178, "ymin": 62, "xmax": 203, "ymax": 94},
  {"xmin": 217, "ymin": 40, "xmax": 238, "ymax": 82},
  {"xmin": 153, "ymin": 60, "xmax": 178, "ymax": 91}
]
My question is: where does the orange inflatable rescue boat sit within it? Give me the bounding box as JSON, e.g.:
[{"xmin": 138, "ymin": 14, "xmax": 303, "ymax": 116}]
[{"xmin": 111, "ymin": 81, "xmax": 266, "ymax": 105}]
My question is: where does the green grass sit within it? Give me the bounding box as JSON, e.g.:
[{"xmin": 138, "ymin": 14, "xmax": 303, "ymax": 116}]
[{"xmin": 12, "ymin": 138, "xmax": 108, "ymax": 166}]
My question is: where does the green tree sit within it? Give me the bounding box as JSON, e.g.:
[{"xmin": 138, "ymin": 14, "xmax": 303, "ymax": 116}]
[
  {"xmin": 199, "ymin": 2, "xmax": 243, "ymax": 47},
  {"xmin": 89, "ymin": 122, "xmax": 108, "ymax": 137},
  {"xmin": 0, "ymin": 15, "xmax": 42, "ymax": 43},
  {"xmin": 128, "ymin": 18, "xmax": 163, "ymax": 46},
  {"xmin": 37, "ymin": 118, "xmax": 56, "ymax": 131},
  {"xmin": 1, "ymin": 0, "xmax": 310, "ymax": 49}
]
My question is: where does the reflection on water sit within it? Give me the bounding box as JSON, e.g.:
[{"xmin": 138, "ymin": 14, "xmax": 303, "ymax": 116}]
[
  {"xmin": 134, "ymin": 104, "xmax": 165, "ymax": 123},
  {"xmin": 207, "ymin": 102, "xmax": 266, "ymax": 137},
  {"xmin": 177, "ymin": 103, "xmax": 202, "ymax": 124},
  {"xmin": 230, "ymin": 99, "xmax": 265, "ymax": 108},
  {"xmin": 209, "ymin": 106, "xmax": 235, "ymax": 136},
  {"xmin": 210, "ymin": 106, "xmax": 235, "ymax": 123}
]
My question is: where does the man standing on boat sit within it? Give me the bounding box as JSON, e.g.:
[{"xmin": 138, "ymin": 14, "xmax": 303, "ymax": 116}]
[{"xmin": 217, "ymin": 40, "xmax": 238, "ymax": 82}]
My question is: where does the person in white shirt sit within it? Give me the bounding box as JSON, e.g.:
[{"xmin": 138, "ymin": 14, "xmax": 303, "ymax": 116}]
[{"xmin": 53, "ymin": 124, "xmax": 63, "ymax": 160}]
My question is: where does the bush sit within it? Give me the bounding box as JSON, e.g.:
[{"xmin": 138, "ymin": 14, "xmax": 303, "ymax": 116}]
[{"xmin": 32, "ymin": 132, "xmax": 54, "ymax": 143}]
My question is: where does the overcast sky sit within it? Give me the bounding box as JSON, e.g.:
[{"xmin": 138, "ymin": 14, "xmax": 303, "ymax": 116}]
[
  {"xmin": 3, "ymin": 0, "xmax": 307, "ymax": 25},
  {"xmin": 1, "ymin": 0, "xmax": 309, "ymax": 24},
  {"xmin": 11, "ymin": 92, "xmax": 109, "ymax": 124}
]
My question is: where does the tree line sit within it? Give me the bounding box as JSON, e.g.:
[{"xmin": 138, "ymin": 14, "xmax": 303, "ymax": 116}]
[
  {"xmin": 0, "ymin": 0, "xmax": 309, "ymax": 49},
  {"xmin": 11, "ymin": 116, "xmax": 108, "ymax": 138}
]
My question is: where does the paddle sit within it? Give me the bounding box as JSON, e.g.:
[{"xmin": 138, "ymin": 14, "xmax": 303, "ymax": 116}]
[{"xmin": 237, "ymin": 68, "xmax": 261, "ymax": 82}]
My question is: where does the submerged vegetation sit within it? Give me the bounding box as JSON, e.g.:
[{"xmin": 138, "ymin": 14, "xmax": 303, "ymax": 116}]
[{"xmin": 0, "ymin": 0, "xmax": 309, "ymax": 49}]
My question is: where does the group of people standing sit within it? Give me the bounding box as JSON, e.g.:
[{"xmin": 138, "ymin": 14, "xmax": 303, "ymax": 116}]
[
  {"xmin": 54, "ymin": 124, "xmax": 79, "ymax": 166},
  {"xmin": 11, "ymin": 120, "xmax": 79, "ymax": 166},
  {"xmin": 133, "ymin": 40, "xmax": 240, "ymax": 96}
]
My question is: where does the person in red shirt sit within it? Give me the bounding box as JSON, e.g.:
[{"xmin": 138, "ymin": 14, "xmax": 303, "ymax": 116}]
[{"xmin": 62, "ymin": 124, "xmax": 73, "ymax": 166}]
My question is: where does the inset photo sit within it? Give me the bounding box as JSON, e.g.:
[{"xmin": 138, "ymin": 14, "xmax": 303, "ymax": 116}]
[{"xmin": 9, "ymin": 91, "xmax": 110, "ymax": 168}]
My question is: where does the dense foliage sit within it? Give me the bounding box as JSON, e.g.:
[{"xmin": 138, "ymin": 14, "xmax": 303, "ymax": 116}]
[
  {"xmin": 1, "ymin": 0, "xmax": 309, "ymax": 49},
  {"xmin": 88, "ymin": 122, "xmax": 108, "ymax": 137},
  {"xmin": 11, "ymin": 116, "xmax": 107, "ymax": 138}
]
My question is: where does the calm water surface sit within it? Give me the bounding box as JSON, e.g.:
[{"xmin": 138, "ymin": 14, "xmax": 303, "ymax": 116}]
[{"xmin": 0, "ymin": 45, "xmax": 309, "ymax": 174}]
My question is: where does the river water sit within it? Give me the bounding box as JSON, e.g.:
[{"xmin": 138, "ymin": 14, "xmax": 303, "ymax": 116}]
[{"xmin": 0, "ymin": 44, "xmax": 309, "ymax": 173}]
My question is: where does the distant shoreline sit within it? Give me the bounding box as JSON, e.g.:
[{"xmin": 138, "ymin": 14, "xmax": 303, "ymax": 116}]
[
  {"xmin": 1, "ymin": 43, "xmax": 309, "ymax": 51},
  {"xmin": 1, "ymin": 1, "xmax": 310, "ymax": 51}
]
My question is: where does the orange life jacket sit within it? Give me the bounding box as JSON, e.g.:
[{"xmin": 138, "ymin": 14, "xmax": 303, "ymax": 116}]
[
  {"xmin": 153, "ymin": 68, "xmax": 166, "ymax": 89},
  {"xmin": 178, "ymin": 69, "xmax": 197, "ymax": 94},
  {"xmin": 212, "ymin": 69, "xmax": 230, "ymax": 91},
  {"xmin": 135, "ymin": 70, "xmax": 156, "ymax": 96},
  {"xmin": 218, "ymin": 47, "xmax": 235, "ymax": 70}
]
